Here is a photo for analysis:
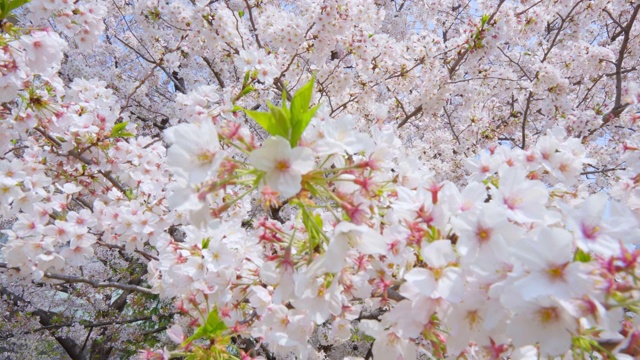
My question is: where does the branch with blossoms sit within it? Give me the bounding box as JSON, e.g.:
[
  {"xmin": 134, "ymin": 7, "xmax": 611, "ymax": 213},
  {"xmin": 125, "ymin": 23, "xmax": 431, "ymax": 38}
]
[
  {"xmin": 149, "ymin": 75, "xmax": 640, "ymax": 359},
  {"xmin": 32, "ymin": 127, "xmax": 129, "ymax": 195},
  {"xmin": 2, "ymin": 0, "xmax": 640, "ymax": 359},
  {"xmin": 584, "ymin": 3, "xmax": 640, "ymax": 139}
]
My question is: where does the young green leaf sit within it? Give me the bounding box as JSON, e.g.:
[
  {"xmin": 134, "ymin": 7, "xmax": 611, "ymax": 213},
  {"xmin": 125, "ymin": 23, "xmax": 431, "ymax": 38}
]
[
  {"xmin": 0, "ymin": 1, "xmax": 8, "ymax": 20},
  {"xmin": 290, "ymin": 77, "xmax": 315, "ymax": 118},
  {"xmin": 287, "ymin": 77, "xmax": 318, "ymax": 146},
  {"xmin": 289, "ymin": 102, "xmax": 320, "ymax": 147},
  {"xmin": 244, "ymin": 76, "xmax": 318, "ymax": 146},
  {"xmin": 182, "ymin": 307, "xmax": 228, "ymax": 345},
  {"xmin": 124, "ymin": 188, "xmax": 134, "ymax": 200},
  {"xmin": 237, "ymin": 85, "xmax": 255, "ymax": 99},
  {"xmin": 201, "ymin": 237, "xmax": 211, "ymax": 250},
  {"xmin": 110, "ymin": 122, "xmax": 134, "ymax": 138},
  {"xmin": 481, "ymin": 14, "xmax": 490, "ymax": 27},
  {"xmin": 0, "ymin": 0, "xmax": 30, "ymax": 20},
  {"xmin": 267, "ymin": 102, "xmax": 291, "ymax": 139},
  {"xmin": 243, "ymin": 70, "xmax": 251, "ymax": 86},
  {"xmin": 573, "ymin": 248, "xmax": 592, "ymax": 262},
  {"xmin": 244, "ymin": 109, "xmax": 280, "ymax": 138},
  {"xmin": 7, "ymin": 0, "xmax": 30, "ymax": 12},
  {"xmin": 281, "ymin": 86, "xmax": 288, "ymax": 111}
]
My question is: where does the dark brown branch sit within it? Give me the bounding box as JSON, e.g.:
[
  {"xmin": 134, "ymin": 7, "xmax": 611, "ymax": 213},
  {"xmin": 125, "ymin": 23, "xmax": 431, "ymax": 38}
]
[
  {"xmin": 42, "ymin": 272, "xmax": 154, "ymax": 295},
  {"xmin": 542, "ymin": 1, "xmax": 584, "ymax": 62},
  {"xmin": 443, "ymin": 106, "xmax": 461, "ymax": 145},
  {"xmin": 1, "ymin": 314, "xmax": 173, "ymax": 338},
  {"xmin": 0, "ymin": 263, "xmax": 154, "ymax": 294},
  {"xmin": 399, "ymin": 0, "xmax": 504, "ymax": 129},
  {"xmin": 576, "ymin": 74, "xmax": 604, "ymax": 108},
  {"xmin": 603, "ymin": 8, "xmax": 626, "ymax": 33},
  {"xmin": 385, "ymin": 57, "xmax": 425, "ymax": 81},
  {"xmin": 0, "ymin": 286, "xmax": 84, "ymax": 360},
  {"xmin": 521, "ymin": 91, "xmax": 533, "ymax": 149},
  {"xmin": 397, "ymin": 104, "xmax": 424, "ymax": 128},
  {"xmin": 497, "ymin": 46, "xmax": 532, "ymax": 81},
  {"xmin": 95, "ymin": 240, "xmax": 159, "ymax": 261},
  {"xmin": 585, "ymin": 3, "xmax": 640, "ymax": 138},
  {"xmin": 580, "ymin": 167, "xmax": 626, "ymax": 175},
  {"xmin": 243, "ymin": 0, "xmax": 263, "ymax": 48},
  {"xmin": 112, "ymin": 34, "xmax": 187, "ymax": 94},
  {"xmin": 516, "ymin": 0, "xmax": 545, "ymax": 16},
  {"xmin": 329, "ymin": 95, "xmax": 357, "ymax": 117},
  {"xmin": 614, "ymin": 4, "xmax": 640, "ymax": 109},
  {"xmin": 203, "ymin": 56, "xmax": 226, "ymax": 89}
]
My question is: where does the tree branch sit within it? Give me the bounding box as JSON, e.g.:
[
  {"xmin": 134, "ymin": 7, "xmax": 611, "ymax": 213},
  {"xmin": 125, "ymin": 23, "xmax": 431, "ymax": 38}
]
[
  {"xmin": 42, "ymin": 272, "xmax": 155, "ymax": 295},
  {"xmin": 585, "ymin": 3, "xmax": 640, "ymax": 138},
  {"xmin": 0, "ymin": 286, "xmax": 84, "ymax": 360},
  {"xmin": 203, "ymin": 56, "xmax": 226, "ymax": 89}
]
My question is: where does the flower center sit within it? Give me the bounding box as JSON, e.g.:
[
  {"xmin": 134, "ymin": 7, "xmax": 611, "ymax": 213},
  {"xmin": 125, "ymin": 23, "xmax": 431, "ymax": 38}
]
[
  {"xmin": 196, "ymin": 151, "xmax": 215, "ymax": 164},
  {"xmin": 581, "ymin": 223, "xmax": 600, "ymax": 241},
  {"xmin": 547, "ymin": 263, "xmax": 567, "ymax": 280},
  {"xmin": 466, "ymin": 310, "xmax": 480, "ymax": 328},
  {"xmin": 476, "ymin": 226, "xmax": 492, "ymax": 243},
  {"xmin": 275, "ymin": 160, "xmax": 290, "ymax": 172},
  {"xmin": 537, "ymin": 306, "xmax": 560, "ymax": 324}
]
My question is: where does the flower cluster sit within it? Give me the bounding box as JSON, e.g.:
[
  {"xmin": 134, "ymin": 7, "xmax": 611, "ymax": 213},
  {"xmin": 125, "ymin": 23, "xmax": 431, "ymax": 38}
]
[
  {"xmin": 1, "ymin": 0, "xmax": 640, "ymax": 359},
  {"xmin": 151, "ymin": 82, "xmax": 640, "ymax": 359}
]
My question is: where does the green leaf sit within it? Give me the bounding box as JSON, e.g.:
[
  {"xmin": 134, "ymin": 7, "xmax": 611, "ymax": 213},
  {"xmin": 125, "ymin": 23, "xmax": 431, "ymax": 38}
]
[
  {"xmin": 238, "ymin": 10, "xmax": 244, "ymax": 17},
  {"xmin": 304, "ymin": 182, "xmax": 321, "ymax": 198},
  {"xmin": 288, "ymin": 77, "xmax": 318, "ymax": 146},
  {"xmin": 290, "ymin": 102, "xmax": 320, "ymax": 147},
  {"xmin": 301, "ymin": 206, "xmax": 325, "ymax": 258},
  {"xmin": 290, "ymin": 77, "xmax": 314, "ymax": 119},
  {"xmin": 183, "ymin": 307, "xmax": 227, "ymax": 345},
  {"xmin": 242, "ymin": 109, "xmax": 275, "ymax": 135},
  {"xmin": 242, "ymin": 70, "xmax": 251, "ymax": 87},
  {"xmin": 0, "ymin": 1, "xmax": 8, "ymax": 20},
  {"xmin": 245, "ymin": 76, "xmax": 318, "ymax": 146},
  {"xmin": 202, "ymin": 237, "xmax": 211, "ymax": 250},
  {"xmin": 481, "ymin": 14, "xmax": 490, "ymax": 27},
  {"xmin": 574, "ymin": 248, "xmax": 592, "ymax": 262},
  {"xmin": 111, "ymin": 122, "xmax": 127, "ymax": 134},
  {"xmin": 7, "ymin": 0, "xmax": 29, "ymax": 13},
  {"xmin": 1, "ymin": 0, "xmax": 30, "ymax": 20},
  {"xmin": 244, "ymin": 109, "xmax": 280, "ymax": 138},
  {"xmin": 267, "ymin": 102, "xmax": 291, "ymax": 138},
  {"xmin": 281, "ymin": 87, "xmax": 288, "ymax": 111},
  {"xmin": 110, "ymin": 122, "xmax": 134, "ymax": 138},
  {"xmin": 313, "ymin": 213, "xmax": 323, "ymax": 229},
  {"xmin": 237, "ymin": 85, "xmax": 255, "ymax": 99},
  {"xmin": 124, "ymin": 188, "xmax": 134, "ymax": 200}
]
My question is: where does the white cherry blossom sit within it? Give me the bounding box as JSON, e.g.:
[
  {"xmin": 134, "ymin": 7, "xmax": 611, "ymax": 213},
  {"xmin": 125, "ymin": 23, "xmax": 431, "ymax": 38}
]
[{"xmin": 249, "ymin": 136, "xmax": 314, "ymax": 199}]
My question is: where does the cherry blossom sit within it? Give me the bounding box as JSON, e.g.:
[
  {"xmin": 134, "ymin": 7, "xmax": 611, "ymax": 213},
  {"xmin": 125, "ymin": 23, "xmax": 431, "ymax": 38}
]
[
  {"xmin": 249, "ymin": 136, "xmax": 314, "ymax": 199},
  {"xmin": 1, "ymin": 0, "xmax": 640, "ymax": 359}
]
